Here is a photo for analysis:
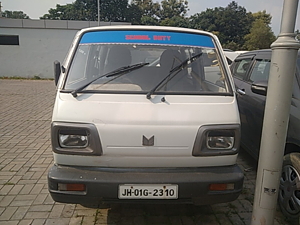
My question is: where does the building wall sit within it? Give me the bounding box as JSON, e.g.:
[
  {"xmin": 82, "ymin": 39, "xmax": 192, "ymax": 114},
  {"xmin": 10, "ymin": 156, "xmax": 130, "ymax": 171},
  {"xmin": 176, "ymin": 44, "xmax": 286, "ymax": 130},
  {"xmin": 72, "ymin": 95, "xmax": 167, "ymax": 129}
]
[
  {"xmin": 1, "ymin": 27, "xmax": 77, "ymax": 78},
  {"xmin": 0, "ymin": 18, "xmax": 130, "ymax": 79}
]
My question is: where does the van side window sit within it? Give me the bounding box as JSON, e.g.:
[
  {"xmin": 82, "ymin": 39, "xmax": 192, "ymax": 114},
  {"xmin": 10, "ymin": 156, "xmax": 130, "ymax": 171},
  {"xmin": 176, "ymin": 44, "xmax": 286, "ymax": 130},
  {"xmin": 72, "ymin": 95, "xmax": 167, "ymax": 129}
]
[
  {"xmin": 232, "ymin": 58, "xmax": 252, "ymax": 80},
  {"xmin": 67, "ymin": 45, "xmax": 90, "ymax": 85},
  {"xmin": 249, "ymin": 59, "xmax": 270, "ymax": 83}
]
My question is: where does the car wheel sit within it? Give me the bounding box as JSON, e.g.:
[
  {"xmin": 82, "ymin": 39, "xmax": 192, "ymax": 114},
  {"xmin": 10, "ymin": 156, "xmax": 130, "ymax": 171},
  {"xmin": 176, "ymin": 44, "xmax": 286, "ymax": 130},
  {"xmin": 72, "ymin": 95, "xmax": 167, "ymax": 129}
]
[{"xmin": 278, "ymin": 153, "xmax": 300, "ymax": 220}]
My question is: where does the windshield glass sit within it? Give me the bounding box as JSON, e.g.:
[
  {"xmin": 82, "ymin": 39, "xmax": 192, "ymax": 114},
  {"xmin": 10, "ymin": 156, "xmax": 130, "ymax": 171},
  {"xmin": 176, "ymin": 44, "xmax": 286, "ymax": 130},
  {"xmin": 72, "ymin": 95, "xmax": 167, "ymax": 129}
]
[{"xmin": 64, "ymin": 30, "xmax": 231, "ymax": 95}]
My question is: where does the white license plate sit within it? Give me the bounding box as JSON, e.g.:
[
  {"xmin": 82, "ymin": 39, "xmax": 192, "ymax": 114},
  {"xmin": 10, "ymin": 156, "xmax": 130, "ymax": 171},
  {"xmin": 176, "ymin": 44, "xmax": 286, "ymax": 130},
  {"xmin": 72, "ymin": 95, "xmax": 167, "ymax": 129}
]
[{"xmin": 118, "ymin": 184, "xmax": 178, "ymax": 199}]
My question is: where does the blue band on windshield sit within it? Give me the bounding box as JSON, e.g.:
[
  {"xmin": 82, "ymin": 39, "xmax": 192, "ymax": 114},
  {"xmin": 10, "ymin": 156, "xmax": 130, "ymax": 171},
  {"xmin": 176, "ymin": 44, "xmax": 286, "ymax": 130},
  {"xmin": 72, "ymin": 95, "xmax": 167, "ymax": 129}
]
[{"xmin": 80, "ymin": 30, "xmax": 214, "ymax": 48}]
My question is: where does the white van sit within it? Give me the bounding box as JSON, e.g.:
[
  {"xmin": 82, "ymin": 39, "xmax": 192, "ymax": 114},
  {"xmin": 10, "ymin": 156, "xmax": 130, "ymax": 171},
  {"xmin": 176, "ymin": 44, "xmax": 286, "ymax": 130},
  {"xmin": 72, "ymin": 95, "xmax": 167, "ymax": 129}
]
[{"xmin": 48, "ymin": 26, "xmax": 243, "ymax": 205}]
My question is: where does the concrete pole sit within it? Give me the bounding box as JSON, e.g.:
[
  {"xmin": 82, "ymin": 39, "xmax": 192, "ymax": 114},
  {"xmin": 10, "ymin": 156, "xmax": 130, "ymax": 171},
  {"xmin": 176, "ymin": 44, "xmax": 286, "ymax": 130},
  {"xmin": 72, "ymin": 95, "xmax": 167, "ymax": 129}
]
[{"xmin": 251, "ymin": 0, "xmax": 300, "ymax": 224}]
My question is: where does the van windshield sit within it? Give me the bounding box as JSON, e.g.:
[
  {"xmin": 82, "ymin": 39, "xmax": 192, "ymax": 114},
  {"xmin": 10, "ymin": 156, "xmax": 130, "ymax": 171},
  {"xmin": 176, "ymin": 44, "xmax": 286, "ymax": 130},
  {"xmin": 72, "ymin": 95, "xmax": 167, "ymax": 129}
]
[{"xmin": 64, "ymin": 30, "xmax": 231, "ymax": 95}]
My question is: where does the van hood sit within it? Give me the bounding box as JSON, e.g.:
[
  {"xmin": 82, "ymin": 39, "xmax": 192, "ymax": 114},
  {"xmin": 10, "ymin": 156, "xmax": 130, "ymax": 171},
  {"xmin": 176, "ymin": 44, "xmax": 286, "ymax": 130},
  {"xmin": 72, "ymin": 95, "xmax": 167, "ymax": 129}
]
[{"xmin": 53, "ymin": 93, "xmax": 239, "ymax": 156}]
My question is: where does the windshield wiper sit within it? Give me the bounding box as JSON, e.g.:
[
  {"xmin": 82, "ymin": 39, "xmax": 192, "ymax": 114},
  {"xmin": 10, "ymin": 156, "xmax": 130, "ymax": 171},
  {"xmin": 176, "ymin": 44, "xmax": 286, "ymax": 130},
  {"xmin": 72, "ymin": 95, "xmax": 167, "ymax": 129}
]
[
  {"xmin": 105, "ymin": 62, "xmax": 149, "ymax": 78},
  {"xmin": 71, "ymin": 62, "xmax": 149, "ymax": 98},
  {"xmin": 146, "ymin": 52, "xmax": 203, "ymax": 99}
]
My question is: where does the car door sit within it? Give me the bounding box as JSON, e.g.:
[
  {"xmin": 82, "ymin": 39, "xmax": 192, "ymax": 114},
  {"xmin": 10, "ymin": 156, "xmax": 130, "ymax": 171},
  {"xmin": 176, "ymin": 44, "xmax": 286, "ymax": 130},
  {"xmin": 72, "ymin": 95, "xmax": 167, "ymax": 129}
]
[
  {"xmin": 232, "ymin": 55, "xmax": 271, "ymax": 158},
  {"xmin": 231, "ymin": 56, "xmax": 255, "ymax": 155},
  {"xmin": 287, "ymin": 56, "xmax": 300, "ymax": 148}
]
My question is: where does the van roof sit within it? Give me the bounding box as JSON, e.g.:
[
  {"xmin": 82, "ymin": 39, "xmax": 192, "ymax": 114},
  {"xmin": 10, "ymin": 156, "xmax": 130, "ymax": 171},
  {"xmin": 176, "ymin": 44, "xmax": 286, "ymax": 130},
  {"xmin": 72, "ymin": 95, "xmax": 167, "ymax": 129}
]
[{"xmin": 78, "ymin": 25, "xmax": 215, "ymax": 38}]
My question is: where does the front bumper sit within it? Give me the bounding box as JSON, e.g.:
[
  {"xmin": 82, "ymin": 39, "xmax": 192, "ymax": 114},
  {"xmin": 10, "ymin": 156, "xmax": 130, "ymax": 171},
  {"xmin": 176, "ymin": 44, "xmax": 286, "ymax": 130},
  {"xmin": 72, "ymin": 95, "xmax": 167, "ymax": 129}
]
[{"xmin": 48, "ymin": 164, "xmax": 244, "ymax": 205}]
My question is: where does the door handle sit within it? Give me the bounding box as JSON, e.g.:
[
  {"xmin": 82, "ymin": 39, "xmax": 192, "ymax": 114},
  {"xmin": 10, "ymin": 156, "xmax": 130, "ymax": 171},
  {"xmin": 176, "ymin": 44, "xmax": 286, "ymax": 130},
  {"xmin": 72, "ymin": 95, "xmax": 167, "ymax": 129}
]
[{"xmin": 237, "ymin": 89, "xmax": 246, "ymax": 95}]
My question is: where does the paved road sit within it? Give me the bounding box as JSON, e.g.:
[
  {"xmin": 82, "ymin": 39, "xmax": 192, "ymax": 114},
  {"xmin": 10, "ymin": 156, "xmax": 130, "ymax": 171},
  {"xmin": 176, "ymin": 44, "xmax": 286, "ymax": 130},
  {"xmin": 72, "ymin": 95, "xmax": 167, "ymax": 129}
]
[{"xmin": 0, "ymin": 79, "xmax": 294, "ymax": 225}]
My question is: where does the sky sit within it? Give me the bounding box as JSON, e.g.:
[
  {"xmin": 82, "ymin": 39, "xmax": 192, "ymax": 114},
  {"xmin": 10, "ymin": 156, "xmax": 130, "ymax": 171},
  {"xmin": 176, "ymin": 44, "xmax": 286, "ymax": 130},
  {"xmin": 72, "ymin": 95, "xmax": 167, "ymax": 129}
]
[{"xmin": 1, "ymin": 0, "xmax": 299, "ymax": 35}]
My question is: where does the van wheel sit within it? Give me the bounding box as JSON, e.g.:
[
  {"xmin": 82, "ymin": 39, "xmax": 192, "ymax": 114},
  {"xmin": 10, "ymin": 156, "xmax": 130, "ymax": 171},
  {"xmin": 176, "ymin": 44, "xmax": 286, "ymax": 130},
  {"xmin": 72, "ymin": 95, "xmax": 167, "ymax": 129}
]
[{"xmin": 278, "ymin": 153, "xmax": 300, "ymax": 221}]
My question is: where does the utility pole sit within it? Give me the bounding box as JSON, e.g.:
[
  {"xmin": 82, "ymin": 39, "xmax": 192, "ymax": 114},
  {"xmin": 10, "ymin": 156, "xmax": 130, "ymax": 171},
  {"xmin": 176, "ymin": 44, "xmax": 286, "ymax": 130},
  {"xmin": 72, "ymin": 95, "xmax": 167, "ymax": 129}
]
[{"xmin": 251, "ymin": 0, "xmax": 300, "ymax": 224}]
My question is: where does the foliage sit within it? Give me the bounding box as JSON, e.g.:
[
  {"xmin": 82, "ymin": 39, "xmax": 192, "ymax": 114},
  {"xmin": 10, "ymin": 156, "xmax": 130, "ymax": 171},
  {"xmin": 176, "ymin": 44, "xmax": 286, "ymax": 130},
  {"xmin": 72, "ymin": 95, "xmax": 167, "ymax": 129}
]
[
  {"xmin": 189, "ymin": 1, "xmax": 253, "ymax": 50},
  {"xmin": 40, "ymin": 4, "xmax": 76, "ymax": 20},
  {"xmin": 2, "ymin": 10, "xmax": 29, "ymax": 19},
  {"xmin": 38, "ymin": 0, "xmax": 279, "ymax": 51},
  {"xmin": 40, "ymin": 0, "xmax": 189, "ymax": 25},
  {"xmin": 101, "ymin": 0, "xmax": 128, "ymax": 22},
  {"xmin": 188, "ymin": 8, "xmax": 218, "ymax": 31},
  {"xmin": 243, "ymin": 19, "xmax": 276, "ymax": 50},
  {"xmin": 140, "ymin": 16, "xmax": 159, "ymax": 25},
  {"xmin": 130, "ymin": 0, "xmax": 160, "ymax": 25},
  {"xmin": 41, "ymin": 0, "xmax": 129, "ymax": 22},
  {"xmin": 72, "ymin": 0, "xmax": 97, "ymax": 21},
  {"xmin": 131, "ymin": 0, "xmax": 160, "ymax": 18},
  {"xmin": 225, "ymin": 41, "xmax": 240, "ymax": 51},
  {"xmin": 252, "ymin": 10, "xmax": 272, "ymax": 25},
  {"xmin": 126, "ymin": 4, "xmax": 144, "ymax": 25},
  {"xmin": 0, "ymin": 76, "xmax": 53, "ymax": 80},
  {"xmin": 132, "ymin": 0, "xmax": 189, "ymax": 26},
  {"xmin": 159, "ymin": 0, "xmax": 188, "ymax": 20},
  {"xmin": 243, "ymin": 10, "xmax": 276, "ymax": 50},
  {"xmin": 160, "ymin": 16, "xmax": 189, "ymax": 27}
]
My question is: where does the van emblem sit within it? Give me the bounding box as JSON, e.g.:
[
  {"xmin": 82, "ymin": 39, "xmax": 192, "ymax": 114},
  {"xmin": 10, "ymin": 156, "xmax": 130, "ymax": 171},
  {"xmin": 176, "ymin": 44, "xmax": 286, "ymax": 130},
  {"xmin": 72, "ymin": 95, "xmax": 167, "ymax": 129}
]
[{"xmin": 142, "ymin": 135, "xmax": 154, "ymax": 146}]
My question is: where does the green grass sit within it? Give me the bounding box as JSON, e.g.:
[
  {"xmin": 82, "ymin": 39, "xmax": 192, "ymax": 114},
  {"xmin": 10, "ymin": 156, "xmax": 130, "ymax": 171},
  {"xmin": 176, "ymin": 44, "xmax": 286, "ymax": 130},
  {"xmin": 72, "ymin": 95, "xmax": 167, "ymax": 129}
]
[
  {"xmin": 228, "ymin": 203, "xmax": 237, "ymax": 210},
  {"xmin": 0, "ymin": 76, "xmax": 54, "ymax": 80},
  {"xmin": 3, "ymin": 182, "xmax": 15, "ymax": 185}
]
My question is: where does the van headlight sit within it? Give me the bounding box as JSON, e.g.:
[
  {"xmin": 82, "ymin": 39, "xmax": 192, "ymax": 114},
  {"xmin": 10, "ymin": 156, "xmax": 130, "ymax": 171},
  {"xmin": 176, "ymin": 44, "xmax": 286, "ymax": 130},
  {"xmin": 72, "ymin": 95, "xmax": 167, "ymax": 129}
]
[
  {"xmin": 192, "ymin": 124, "xmax": 240, "ymax": 156},
  {"xmin": 51, "ymin": 122, "xmax": 102, "ymax": 155},
  {"xmin": 58, "ymin": 130, "xmax": 88, "ymax": 148},
  {"xmin": 207, "ymin": 130, "xmax": 235, "ymax": 149}
]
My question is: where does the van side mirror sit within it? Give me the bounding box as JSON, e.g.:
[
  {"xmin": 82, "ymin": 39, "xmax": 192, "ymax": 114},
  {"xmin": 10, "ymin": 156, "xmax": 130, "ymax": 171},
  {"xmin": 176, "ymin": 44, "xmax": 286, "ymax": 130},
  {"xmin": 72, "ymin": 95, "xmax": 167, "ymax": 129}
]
[
  {"xmin": 54, "ymin": 60, "xmax": 61, "ymax": 86},
  {"xmin": 251, "ymin": 80, "xmax": 268, "ymax": 96}
]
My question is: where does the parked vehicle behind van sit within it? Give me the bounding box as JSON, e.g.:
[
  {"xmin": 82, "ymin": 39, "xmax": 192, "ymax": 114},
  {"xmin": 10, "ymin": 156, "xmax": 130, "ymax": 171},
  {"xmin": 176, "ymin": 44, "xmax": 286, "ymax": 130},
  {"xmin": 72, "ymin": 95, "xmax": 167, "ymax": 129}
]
[
  {"xmin": 230, "ymin": 49, "xmax": 300, "ymax": 220},
  {"xmin": 48, "ymin": 26, "xmax": 243, "ymax": 206}
]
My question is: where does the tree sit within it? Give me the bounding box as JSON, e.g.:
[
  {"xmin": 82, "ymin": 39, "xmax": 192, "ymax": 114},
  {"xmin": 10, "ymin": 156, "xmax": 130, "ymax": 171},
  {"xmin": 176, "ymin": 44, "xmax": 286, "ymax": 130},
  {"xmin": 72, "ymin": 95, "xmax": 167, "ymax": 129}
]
[
  {"xmin": 160, "ymin": 16, "xmax": 189, "ymax": 27},
  {"xmin": 243, "ymin": 10, "xmax": 276, "ymax": 50},
  {"xmin": 101, "ymin": 0, "xmax": 129, "ymax": 22},
  {"xmin": 40, "ymin": 4, "xmax": 77, "ymax": 20},
  {"xmin": 140, "ymin": 16, "xmax": 159, "ymax": 25},
  {"xmin": 221, "ymin": 2, "xmax": 253, "ymax": 47},
  {"xmin": 2, "ymin": 10, "xmax": 29, "ymax": 19},
  {"xmin": 189, "ymin": 1, "xmax": 253, "ymax": 50},
  {"xmin": 252, "ymin": 10, "xmax": 272, "ymax": 25},
  {"xmin": 125, "ymin": 4, "xmax": 144, "ymax": 24},
  {"xmin": 160, "ymin": 0, "xmax": 188, "ymax": 20},
  {"xmin": 243, "ymin": 19, "xmax": 276, "ymax": 50},
  {"xmin": 39, "ymin": 0, "xmax": 191, "ymax": 26},
  {"xmin": 189, "ymin": 8, "xmax": 219, "ymax": 31},
  {"xmin": 40, "ymin": 0, "xmax": 129, "ymax": 22},
  {"xmin": 131, "ymin": 0, "xmax": 160, "ymax": 18},
  {"xmin": 72, "ymin": 0, "xmax": 97, "ymax": 21},
  {"xmin": 129, "ymin": 0, "xmax": 160, "ymax": 25},
  {"xmin": 225, "ymin": 41, "xmax": 240, "ymax": 51},
  {"xmin": 129, "ymin": 0, "xmax": 189, "ymax": 26}
]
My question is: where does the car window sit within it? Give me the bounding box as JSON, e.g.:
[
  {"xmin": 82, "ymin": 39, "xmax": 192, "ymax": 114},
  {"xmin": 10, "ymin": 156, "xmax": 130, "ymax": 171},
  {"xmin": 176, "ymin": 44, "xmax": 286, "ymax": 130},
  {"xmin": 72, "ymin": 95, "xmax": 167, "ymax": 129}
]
[
  {"xmin": 232, "ymin": 58, "xmax": 252, "ymax": 80},
  {"xmin": 249, "ymin": 59, "xmax": 270, "ymax": 83}
]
